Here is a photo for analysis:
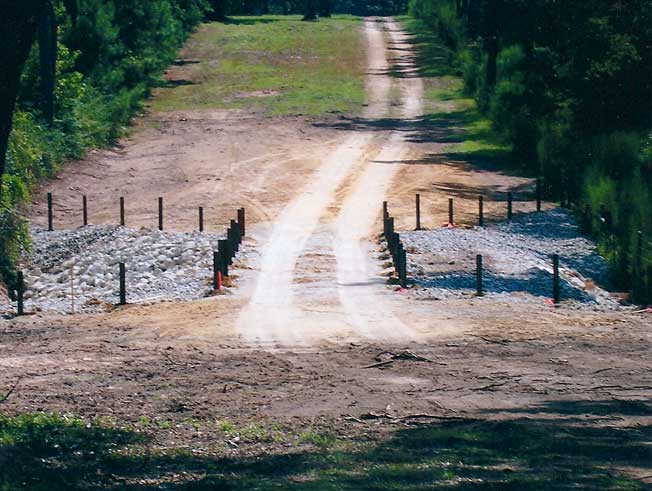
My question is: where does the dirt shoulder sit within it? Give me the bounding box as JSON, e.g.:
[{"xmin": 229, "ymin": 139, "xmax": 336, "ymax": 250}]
[{"xmin": 1, "ymin": 305, "xmax": 651, "ymax": 486}]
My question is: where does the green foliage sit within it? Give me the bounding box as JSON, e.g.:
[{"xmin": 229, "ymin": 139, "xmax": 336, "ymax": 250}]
[{"xmin": 410, "ymin": 0, "xmax": 652, "ymax": 302}]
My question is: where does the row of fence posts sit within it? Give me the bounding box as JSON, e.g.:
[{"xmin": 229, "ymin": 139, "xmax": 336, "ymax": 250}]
[
  {"xmin": 413, "ymin": 179, "xmax": 542, "ymax": 230},
  {"xmin": 45, "ymin": 193, "xmax": 230, "ymax": 232},
  {"xmin": 15, "ymin": 208, "xmax": 246, "ymax": 314},
  {"xmin": 389, "ymin": 195, "xmax": 563, "ymax": 304},
  {"xmin": 383, "ymin": 202, "xmax": 407, "ymax": 288}
]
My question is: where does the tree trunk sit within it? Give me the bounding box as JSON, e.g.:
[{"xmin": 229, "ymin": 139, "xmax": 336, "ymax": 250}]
[
  {"xmin": 0, "ymin": 1, "xmax": 48, "ymax": 199},
  {"xmin": 303, "ymin": 0, "xmax": 317, "ymax": 20},
  {"xmin": 482, "ymin": 0, "xmax": 502, "ymax": 89},
  {"xmin": 39, "ymin": 0, "xmax": 57, "ymax": 126},
  {"xmin": 485, "ymin": 35, "xmax": 498, "ymax": 87},
  {"xmin": 318, "ymin": 0, "xmax": 331, "ymax": 17}
]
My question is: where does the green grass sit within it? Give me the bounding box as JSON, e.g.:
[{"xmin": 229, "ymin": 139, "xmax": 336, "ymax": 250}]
[
  {"xmin": 1, "ymin": 405, "xmax": 651, "ymax": 490},
  {"xmin": 151, "ymin": 15, "xmax": 366, "ymax": 116}
]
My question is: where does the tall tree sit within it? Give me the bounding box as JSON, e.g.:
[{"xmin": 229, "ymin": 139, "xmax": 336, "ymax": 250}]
[
  {"xmin": 39, "ymin": 0, "xmax": 57, "ymax": 125},
  {"xmin": 0, "ymin": 0, "xmax": 48, "ymax": 198}
]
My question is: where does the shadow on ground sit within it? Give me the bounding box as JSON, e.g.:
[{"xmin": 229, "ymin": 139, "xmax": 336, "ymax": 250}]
[{"xmin": 1, "ymin": 399, "xmax": 650, "ymax": 490}]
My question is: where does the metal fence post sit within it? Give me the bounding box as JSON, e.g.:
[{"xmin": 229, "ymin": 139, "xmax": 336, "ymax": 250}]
[
  {"xmin": 82, "ymin": 195, "xmax": 88, "ymax": 226},
  {"xmin": 476, "ymin": 254, "xmax": 483, "ymax": 297},
  {"xmin": 17, "ymin": 271, "xmax": 24, "ymax": 316},
  {"xmin": 478, "ymin": 195, "xmax": 484, "ymax": 227},
  {"xmin": 119, "ymin": 263, "xmax": 127, "ymax": 305},
  {"xmin": 553, "ymin": 254, "xmax": 560, "ymax": 304},
  {"xmin": 47, "ymin": 192, "xmax": 53, "ymax": 231},
  {"xmin": 416, "ymin": 194, "xmax": 421, "ymax": 231},
  {"xmin": 158, "ymin": 197, "xmax": 163, "ymax": 231}
]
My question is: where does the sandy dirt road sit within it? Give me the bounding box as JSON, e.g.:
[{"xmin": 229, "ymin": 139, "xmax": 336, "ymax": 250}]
[{"xmin": 237, "ymin": 19, "xmax": 437, "ymax": 346}]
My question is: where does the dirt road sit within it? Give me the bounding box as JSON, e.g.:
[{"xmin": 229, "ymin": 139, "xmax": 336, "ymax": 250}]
[{"xmin": 239, "ymin": 19, "xmax": 434, "ymax": 346}]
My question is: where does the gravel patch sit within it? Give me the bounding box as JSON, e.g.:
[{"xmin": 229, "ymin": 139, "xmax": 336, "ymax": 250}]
[
  {"xmin": 401, "ymin": 209, "xmax": 622, "ymax": 310},
  {"xmin": 2, "ymin": 225, "xmax": 244, "ymax": 314}
]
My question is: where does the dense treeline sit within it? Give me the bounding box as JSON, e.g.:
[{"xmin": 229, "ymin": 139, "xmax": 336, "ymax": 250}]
[
  {"xmin": 207, "ymin": 0, "xmax": 405, "ymax": 17},
  {"xmin": 410, "ymin": 0, "xmax": 652, "ymax": 302}
]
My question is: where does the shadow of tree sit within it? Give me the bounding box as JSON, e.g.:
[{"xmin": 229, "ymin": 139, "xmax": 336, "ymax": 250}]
[
  {"xmin": 220, "ymin": 17, "xmax": 281, "ymax": 26},
  {"xmin": 2, "ymin": 399, "xmax": 650, "ymax": 490},
  {"xmin": 412, "ymin": 268, "xmax": 591, "ymax": 302}
]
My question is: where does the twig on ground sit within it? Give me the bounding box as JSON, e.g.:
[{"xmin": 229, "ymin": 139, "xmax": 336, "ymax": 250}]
[
  {"xmin": 362, "ymin": 360, "xmax": 394, "ymax": 369},
  {"xmin": 471, "ymin": 380, "xmax": 509, "ymax": 391},
  {"xmin": 364, "ymin": 350, "xmax": 433, "ymax": 368}
]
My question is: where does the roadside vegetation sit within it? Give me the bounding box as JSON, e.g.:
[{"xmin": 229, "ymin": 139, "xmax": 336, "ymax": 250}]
[
  {"xmin": 1, "ymin": 410, "xmax": 649, "ymax": 489},
  {"xmin": 408, "ymin": 0, "xmax": 652, "ymax": 303}
]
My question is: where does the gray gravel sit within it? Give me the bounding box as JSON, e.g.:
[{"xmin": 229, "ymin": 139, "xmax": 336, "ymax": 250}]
[
  {"xmin": 401, "ymin": 209, "xmax": 622, "ymax": 310},
  {"xmin": 2, "ymin": 225, "xmax": 243, "ymax": 314}
]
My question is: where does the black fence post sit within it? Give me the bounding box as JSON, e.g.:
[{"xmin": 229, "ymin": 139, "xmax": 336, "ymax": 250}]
[
  {"xmin": 478, "ymin": 195, "xmax": 484, "ymax": 227},
  {"xmin": 415, "ymin": 194, "xmax": 421, "ymax": 231},
  {"xmin": 82, "ymin": 196, "xmax": 88, "ymax": 226},
  {"xmin": 552, "ymin": 254, "xmax": 560, "ymax": 304},
  {"xmin": 120, "ymin": 197, "xmax": 125, "ymax": 226},
  {"xmin": 47, "ymin": 192, "xmax": 53, "ymax": 231},
  {"xmin": 536, "ymin": 178, "xmax": 542, "ymax": 212},
  {"xmin": 230, "ymin": 219, "xmax": 240, "ymax": 251},
  {"xmin": 476, "ymin": 254, "xmax": 483, "ymax": 297},
  {"xmin": 218, "ymin": 239, "xmax": 230, "ymax": 276},
  {"xmin": 400, "ymin": 248, "xmax": 407, "ymax": 288},
  {"xmin": 448, "ymin": 198, "xmax": 454, "ymax": 225},
  {"xmin": 383, "ymin": 201, "xmax": 388, "ymax": 221},
  {"xmin": 237, "ymin": 208, "xmax": 246, "ymax": 237},
  {"xmin": 507, "ymin": 192, "xmax": 513, "ymax": 220},
  {"xmin": 158, "ymin": 197, "xmax": 164, "ymax": 231},
  {"xmin": 199, "ymin": 207, "xmax": 204, "ymax": 232},
  {"xmin": 17, "ymin": 271, "xmax": 24, "ymax": 316},
  {"xmin": 119, "ymin": 263, "xmax": 127, "ymax": 305}
]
